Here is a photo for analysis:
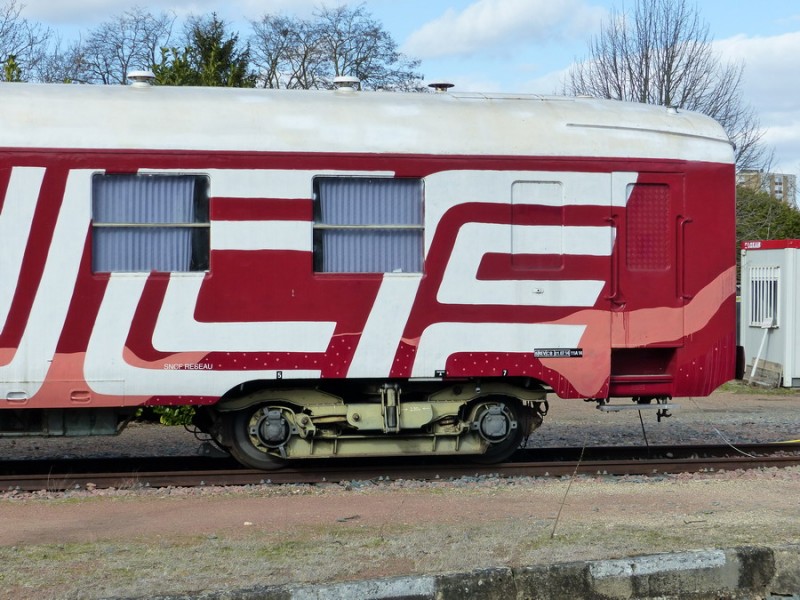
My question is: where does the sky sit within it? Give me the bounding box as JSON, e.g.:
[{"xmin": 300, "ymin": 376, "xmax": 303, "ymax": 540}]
[{"xmin": 17, "ymin": 0, "xmax": 800, "ymax": 192}]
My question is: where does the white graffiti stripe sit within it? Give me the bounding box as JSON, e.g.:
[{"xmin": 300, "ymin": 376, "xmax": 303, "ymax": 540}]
[
  {"xmin": 152, "ymin": 275, "xmax": 336, "ymax": 353},
  {"xmin": 211, "ymin": 220, "xmax": 311, "ymax": 251},
  {"xmin": 0, "ymin": 169, "xmax": 92, "ymax": 396},
  {"xmin": 347, "ymin": 275, "xmax": 422, "ymax": 378},
  {"xmin": 1, "ymin": 166, "xmax": 640, "ymax": 401},
  {"xmin": 0, "ymin": 167, "xmax": 45, "ymax": 332},
  {"xmin": 418, "ymin": 172, "xmax": 635, "ymax": 377},
  {"xmin": 136, "ymin": 168, "xmax": 394, "ymax": 198},
  {"xmin": 423, "ymin": 171, "xmax": 638, "ymax": 254},
  {"xmin": 86, "ymin": 275, "xmax": 323, "ymax": 397},
  {"xmin": 411, "ymin": 322, "xmax": 587, "ymax": 377},
  {"xmin": 612, "ymin": 172, "xmax": 639, "ymax": 206},
  {"xmin": 437, "ymin": 223, "xmax": 612, "ymax": 307}
]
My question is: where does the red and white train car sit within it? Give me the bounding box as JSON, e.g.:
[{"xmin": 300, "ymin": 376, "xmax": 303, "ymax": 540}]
[{"xmin": 0, "ymin": 78, "xmax": 738, "ymax": 467}]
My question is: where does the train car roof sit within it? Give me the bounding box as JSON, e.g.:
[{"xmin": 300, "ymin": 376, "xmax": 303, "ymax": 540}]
[{"xmin": 0, "ymin": 82, "xmax": 734, "ymax": 164}]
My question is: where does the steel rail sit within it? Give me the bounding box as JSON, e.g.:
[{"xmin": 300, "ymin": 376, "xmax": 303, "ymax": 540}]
[{"xmin": 2, "ymin": 443, "xmax": 799, "ymax": 492}]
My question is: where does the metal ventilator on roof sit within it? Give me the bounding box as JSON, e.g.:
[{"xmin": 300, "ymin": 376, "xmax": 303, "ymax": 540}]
[
  {"xmin": 127, "ymin": 70, "xmax": 155, "ymax": 88},
  {"xmin": 428, "ymin": 82, "xmax": 454, "ymax": 93},
  {"xmin": 333, "ymin": 76, "xmax": 360, "ymax": 93}
]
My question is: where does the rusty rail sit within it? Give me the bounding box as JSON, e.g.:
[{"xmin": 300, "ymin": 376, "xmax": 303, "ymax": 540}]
[{"xmin": 2, "ymin": 443, "xmax": 798, "ymax": 492}]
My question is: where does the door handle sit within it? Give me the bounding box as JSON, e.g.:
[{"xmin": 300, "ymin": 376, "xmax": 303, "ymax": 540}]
[
  {"xmin": 604, "ymin": 215, "xmax": 623, "ymax": 305},
  {"xmin": 677, "ymin": 216, "xmax": 693, "ymax": 300}
]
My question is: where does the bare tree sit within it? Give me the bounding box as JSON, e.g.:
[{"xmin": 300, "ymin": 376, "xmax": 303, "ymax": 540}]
[
  {"xmin": 35, "ymin": 35, "xmax": 85, "ymax": 83},
  {"xmin": 315, "ymin": 4, "xmax": 422, "ymax": 90},
  {"xmin": 564, "ymin": 0, "xmax": 770, "ymax": 171},
  {"xmin": 68, "ymin": 7, "xmax": 175, "ymax": 84},
  {"xmin": 251, "ymin": 15, "xmax": 325, "ymax": 89},
  {"xmin": 0, "ymin": 0, "xmax": 52, "ymax": 81},
  {"xmin": 250, "ymin": 4, "xmax": 423, "ymax": 91}
]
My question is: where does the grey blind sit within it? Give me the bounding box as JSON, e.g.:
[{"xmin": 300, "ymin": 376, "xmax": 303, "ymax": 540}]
[
  {"xmin": 315, "ymin": 178, "xmax": 423, "ymax": 273},
  {"xmin": 92, "ymin": 174, "xmax": 209, "ymax": 273}
]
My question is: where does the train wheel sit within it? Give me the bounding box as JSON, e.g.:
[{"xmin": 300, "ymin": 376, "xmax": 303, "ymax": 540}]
[
  {"xmin": 224, "ymin": 405, "xmax": 290, "ymax": 470},
  {"xmin": 470, "ymin": 398, "xmax": 526, "ymax": 464}
]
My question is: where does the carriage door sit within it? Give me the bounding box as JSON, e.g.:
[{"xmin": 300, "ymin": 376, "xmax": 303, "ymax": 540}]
[
  {"xmin": 510, "ymin": 177, "xmax": 614, "ymax": 398},
  {"xmin": 616, "ymin": 173, "xmax": 687, "ymax": 346}
]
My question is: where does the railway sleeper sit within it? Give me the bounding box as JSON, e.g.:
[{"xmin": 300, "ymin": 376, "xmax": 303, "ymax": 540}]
[{"xmin": 205, "ymin": 382, "xmax": 547, "ymax": 469}]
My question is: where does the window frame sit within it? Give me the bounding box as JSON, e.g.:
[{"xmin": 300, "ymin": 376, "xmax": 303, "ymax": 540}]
[
  {"xmin": 748, "ymin": 265, "xmax": 780, "ymax": 328},
  {"xmin": 312, "ymin": 176, "xmax": 424, "ymax": 274},
  {"xmin": 91, "ymin": 172, "xmax": 210, "ymax": 274}
]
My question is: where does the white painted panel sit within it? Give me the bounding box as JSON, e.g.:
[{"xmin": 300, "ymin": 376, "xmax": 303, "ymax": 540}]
[
  {"xmin": 152, "ymin": 275, "xmax": 335, "ymax": 353},
  {"xmin": 348, "ymin": 275, "xmax": 421, "ymax": 377},
  {"xmin": 0, "ymin": 167, "xmax": 44, "ymax": 330},
  {"xmin": 211, "ymin": 220, "xmax": 311, "ymax": 251},
  {"xmin": 0, "ymin": 170, "xmax": 91, "ymax": 396},
  {"xmin": 437, "ymin": 223, "xmax": 611, "ymax": 307}
]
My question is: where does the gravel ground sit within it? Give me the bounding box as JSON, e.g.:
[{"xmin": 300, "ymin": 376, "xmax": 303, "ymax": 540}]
[{"xmin": 1, "ymin": 383, "xmax": 799, "ymax": 599}]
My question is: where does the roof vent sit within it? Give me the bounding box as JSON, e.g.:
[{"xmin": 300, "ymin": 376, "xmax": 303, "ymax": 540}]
[
  {"xmin": 127, "ymin": 70, "xmax": 155, "ymax": 88},
  {"xmin": 333, "ymin": 76, "xmax": 360, "ymax": 92},
  {"xmin": 666, "ymin": 105, "xmax": 679, "ymax": 115},
  {"xmin": 428, "ymin": 82, "xmax": 454, "ymax": 93}
]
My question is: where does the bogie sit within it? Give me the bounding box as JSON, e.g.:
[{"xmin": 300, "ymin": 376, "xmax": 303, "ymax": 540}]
[{"xmin": 211, "ymin": 382, "xmax": 546, "ymax": 469}]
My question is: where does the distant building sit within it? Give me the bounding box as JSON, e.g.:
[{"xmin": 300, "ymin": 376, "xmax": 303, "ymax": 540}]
[{"xmin": 737, "ymin": 170, "xmax": 797, "ymax": 204}]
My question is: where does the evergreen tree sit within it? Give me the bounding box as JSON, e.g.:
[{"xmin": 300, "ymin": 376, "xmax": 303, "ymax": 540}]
[
  {"xmin": 3, "ymin": 53, "xmax": 22, "ymax": 81},
  {"xmin": 737, "ymin": 186, "xmax": 800, "ymax": 245},
  {"xmin": 154, "ymin": 14, "xmax": 256, "ymax": 87}
]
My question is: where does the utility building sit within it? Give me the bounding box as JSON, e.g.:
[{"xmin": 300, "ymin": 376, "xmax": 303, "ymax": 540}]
[{"xmin": 740, "ymin": 240, "xmax": 800, "ymax": 386}]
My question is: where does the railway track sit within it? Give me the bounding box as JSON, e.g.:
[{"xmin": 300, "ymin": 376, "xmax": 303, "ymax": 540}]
[{"xmin": 2, "ymin": 443, "xmax": 799, "ymax": 492}]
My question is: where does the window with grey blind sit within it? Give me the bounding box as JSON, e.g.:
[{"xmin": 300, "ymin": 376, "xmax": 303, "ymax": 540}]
[
  {"xmin": 92, "ymin": 174, "xmax": 210, "ymax": 273},
  {"xmin": 313, "ymin": 177, "xmax": 423, "ymax": 273}
]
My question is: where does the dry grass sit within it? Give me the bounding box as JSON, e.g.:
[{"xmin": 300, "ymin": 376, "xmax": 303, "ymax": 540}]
[{"xmin": 2, "ymin": 470, "xmax": 800, "ymax": 599}]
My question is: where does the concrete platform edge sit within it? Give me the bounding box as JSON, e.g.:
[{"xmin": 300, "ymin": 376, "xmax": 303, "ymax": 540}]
[{"xmin": 137, "ymin": 543, "xmax": 800, "ymax": 600}]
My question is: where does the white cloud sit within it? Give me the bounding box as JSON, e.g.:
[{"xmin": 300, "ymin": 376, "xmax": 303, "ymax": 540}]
[
  {"xmin": 714, "ymin": 32, "xmax": 800, "ymax": 113},
  {"xmin": 21, "ymin": 0, "xmax": 111, "ymax": 24},
  {"xmin": 20, "ymin": 0, "xmax": 323, "ymax": 27},
  {"xmin": 764, "ymin": 121, "xmax": 800, "ymax": 176},
  {"xmin": 518, "ymin": 65, "xmax": 572, "ymax": 95},
  {"xmin": 713, "ymin": 32, "xmax": 800, "ymax": 175},
  {"xmin": 402, "ymin": 0, "xmax": 605, "ymax": 60}
]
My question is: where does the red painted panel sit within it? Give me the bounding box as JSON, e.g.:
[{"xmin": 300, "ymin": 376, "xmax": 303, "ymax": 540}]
[
  {"xmin": 0, "ymin": 148, "xmax": 737, "ymax": 409},
  {"xmin": 210, "ymin": 198, "xmax": 312, "ymax": 221},
  {"xmin": 0, "ymin": 167, "xmax": 10, "ymax": 212}
]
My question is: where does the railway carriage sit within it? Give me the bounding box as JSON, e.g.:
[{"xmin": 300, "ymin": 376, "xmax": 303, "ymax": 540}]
[{"xmin": 0, "ymin": 77, "xmax": 739, "ymax": 468}]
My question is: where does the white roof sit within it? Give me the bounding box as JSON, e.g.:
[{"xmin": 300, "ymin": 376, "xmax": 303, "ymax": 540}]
[{"xmin": 0, "ymin": 82, "xmax": 734, "ymax": 164}]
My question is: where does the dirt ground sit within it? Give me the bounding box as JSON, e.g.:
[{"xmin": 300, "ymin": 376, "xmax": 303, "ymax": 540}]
[{"xmin": 1, "ymin": 385, "xmax": 800, "ymax": 599}]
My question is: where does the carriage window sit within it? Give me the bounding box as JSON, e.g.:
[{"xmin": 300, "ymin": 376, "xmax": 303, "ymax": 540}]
[
  {"xmin": 92, "ymin": 174, "xmax": 209, "ymax": 273},
  {"xmin": 313, "ymin": 177, "xmax": 423, "ymax": 273}
]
